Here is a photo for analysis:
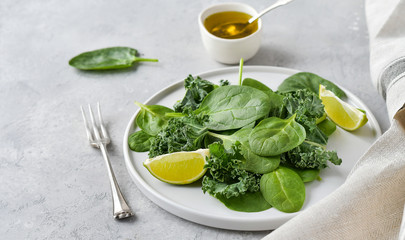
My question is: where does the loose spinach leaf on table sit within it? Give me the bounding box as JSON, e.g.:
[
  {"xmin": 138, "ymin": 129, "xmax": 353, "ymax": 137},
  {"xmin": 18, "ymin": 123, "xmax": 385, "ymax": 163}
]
[
  {"xmin": 277, "ymin": 72, "xmax": 347, "ymax": 99},
  {"xmin": 69, "ymin": 47, "xmax": 158, "ymax": 70},
  {"xmin": 197, "ymin": 85, "xmax": 271, "ymax": 131},
  {"xmin": 128, "ymin": 130, "xmax": 154, "ymax": 152},
  {"xmin": 249, "ymin": 115, "xmax": 306, "ymax": 156},
  {"xmin": 260, "ymin": 166, "xmax": 306, "ymax": 213},
  {"xmin": 135, "ymin": 101, "xmax": 173, "ymax": 136}
]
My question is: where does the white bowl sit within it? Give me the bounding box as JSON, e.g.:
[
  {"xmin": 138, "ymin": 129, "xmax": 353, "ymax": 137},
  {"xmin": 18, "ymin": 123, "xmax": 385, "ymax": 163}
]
[{"xmin": 198, "ymin": 2, "xmax": 262, "ymax": 64}]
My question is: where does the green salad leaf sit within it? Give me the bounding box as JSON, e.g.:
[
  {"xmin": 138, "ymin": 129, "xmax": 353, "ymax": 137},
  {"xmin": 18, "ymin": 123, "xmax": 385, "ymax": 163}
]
[
  {"xmin": 277, "ymin": 72, "xmax": 347, "ymax": 98},
  {"xmin": 282, "ymin": 89, "xmax": 328, "ymax": 145},
  {"xmin": 69, "ymin": 47, "xmax": 158, "ymax": 70},
  {"xmin": 135, "ymin": 102, "xmax": 173, "ymax": 136},
  {"xmin": 295, "ymin": 168, "xmax": 321, "ymax": 183},
  {"xmin": 128, "ymin": 130, "xmax": 154, "ymax": 152},
  {"xmin": 318, "ymin": 118, "xmax": 337, "ymax": 136},
  {"xmin": 215, "ymin": 191, "xmax": 272, "ymax": 212},
  {"xmin": 197, "ymin": 85, "xmax": 271, "ymax": 131},
  {"xmin": 202, "ymin": 143, "xmax": 261, "ymax": 198},
  {"xmin": 174, "ymin": 75, "xmax": 223, "ymax": 112},
  {"xmin": 208, "ymin": 128, "xmax": 280, "ymax": 174},
  {"xmin": 260, "ymin": 166, "xmax": 306, "ymax": 213},
  {"xmin": 242, "ymin": 78, "xmax": 274, "ymax": 98},
  {"xmin": 281, "ymin": 141, "xmax": 342, "ymax": 169},
  {"xmin": 148, "ymin": 113, "xmax": 208, "ymax": 158},
  {"xmin": 249, "ymin": 115, "xmax": 306, "ymax": 156}
]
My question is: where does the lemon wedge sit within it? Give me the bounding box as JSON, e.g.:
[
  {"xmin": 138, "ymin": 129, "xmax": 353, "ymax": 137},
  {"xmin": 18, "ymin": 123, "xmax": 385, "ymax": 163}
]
[
  {"xmin": 319, "ymin": 85, "xmax": 368, "ymax": 131},
  {"xmin": 143, "ymin": 149, "xmax": 210, "ymax": 184}
]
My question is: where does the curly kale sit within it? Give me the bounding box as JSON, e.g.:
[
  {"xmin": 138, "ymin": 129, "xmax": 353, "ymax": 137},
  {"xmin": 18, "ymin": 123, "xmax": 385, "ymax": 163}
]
[
  {"xmin": 281, "ymin": 141, "xmax": 342, "ymax": 169},
  {"xmin": 173, "ymin": 75, "xmax": 230, "ymax": 113},
  {"xmin": 283, "ymin": 89, "xmax": 324, "ymax": 125},
  {"xmin": 202, "ymin": 143, "xmax": 261, "ymax": 199},
  {"xmin": 281, "ymin": 89, "xmax": 328, "ymax": 145},
  {"xmin": 173, "ymin": 75, "xmax": 215, "ymax": 112},
  {"xmin": 148, "ymin": 113, "xmax": 208, "ymax": 158},
  {"xmin": 269, "ymin": 89, "xmax": 341, "ymax": 170},
  {"xmin": 219, "ymin": 79, "xmax": 230, "ymax": 86}
]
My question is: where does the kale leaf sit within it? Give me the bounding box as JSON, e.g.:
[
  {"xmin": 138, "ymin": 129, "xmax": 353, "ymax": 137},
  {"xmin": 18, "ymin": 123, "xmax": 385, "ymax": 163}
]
[
  {"xmin": 174, "ymin": 75, "xmax": 220, "ymax": 112},
  {"xmin": 281, "ymin": 141, "xmax": 342, "ymax": 169},
  {"xmin": 281, "ymin": 89, "xmax": 328, "ymax": 145},
  {"xmin": 202, "ymin": 143, "xmax": 261, "ymax": 199},
  {"xmin": 148, "ymin": 113, "xmax": 208, "ymax": 158}
]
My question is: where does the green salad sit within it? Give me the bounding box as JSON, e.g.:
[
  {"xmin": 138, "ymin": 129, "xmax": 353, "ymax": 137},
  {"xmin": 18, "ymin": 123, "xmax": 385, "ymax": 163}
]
[{"xmin": 128, "ymin": 71, "xmax": 345, "ymax": 213}]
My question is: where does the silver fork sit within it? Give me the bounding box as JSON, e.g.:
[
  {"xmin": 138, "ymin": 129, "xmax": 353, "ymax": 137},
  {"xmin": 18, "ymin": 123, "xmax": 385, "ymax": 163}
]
[{"xmin": 80, "ymin": 102, "xmax": 134, "ymax": 219}]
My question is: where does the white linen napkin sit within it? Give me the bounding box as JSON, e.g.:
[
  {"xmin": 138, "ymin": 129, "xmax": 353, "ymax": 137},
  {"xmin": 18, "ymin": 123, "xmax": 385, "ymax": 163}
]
[
  {"xmin": 263, "ymin": 0, "xmax": 405, "ymax": 239},
  {"xmin": 263, "ymin": 120, "xmax": 405, "ymax": 240}
]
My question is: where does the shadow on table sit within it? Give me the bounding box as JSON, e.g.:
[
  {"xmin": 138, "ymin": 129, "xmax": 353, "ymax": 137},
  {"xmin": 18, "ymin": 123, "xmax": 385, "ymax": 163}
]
[
  {"xmin": 246, "ymin": 45, "xmax": 296, "ymax": 68},
  {"xmin": 71, "ymin": 63, "xmax": 155, "ymax": 78}
]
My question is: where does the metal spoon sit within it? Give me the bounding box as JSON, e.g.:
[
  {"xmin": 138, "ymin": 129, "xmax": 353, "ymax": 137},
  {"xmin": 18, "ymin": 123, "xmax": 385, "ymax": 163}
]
[{"xmin": 211, "ymin": 0, "xmax": 294, "ymax": 38}]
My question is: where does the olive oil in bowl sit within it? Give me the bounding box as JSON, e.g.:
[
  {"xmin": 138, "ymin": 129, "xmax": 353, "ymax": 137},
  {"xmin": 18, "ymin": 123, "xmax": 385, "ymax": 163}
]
[
  {"xmin": 204, "ymin": 11, "xmax": 259, "ymax": 39},
  {"xmin": 198, "ymin": 2, "xmax": 262, "ymax": 63}
]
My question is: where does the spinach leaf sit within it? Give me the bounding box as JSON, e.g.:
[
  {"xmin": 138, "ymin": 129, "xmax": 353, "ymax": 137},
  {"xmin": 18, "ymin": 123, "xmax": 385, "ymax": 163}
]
[
  {"xmin": 277, "ymin": 72, "xmax": 346, "ymax": 98},
  {"xmin": 128, "ymin": 130, "xmax": 154, "ymax": 152},
  {"xmin": 249, "ymin": 114, "xmax": 306, "ymax": 156},
  {"xmin": 197, "ymin": 85, "xmax": 271, "ymax": 131},
  {"xmin": 208, "ymin": 128, "xmax": 280, "ymax": 174},
  {"xmin": 233, "ymin": 128, "xmax": 280, "ymax": 173},
  {"xmin": 135, "ymin": 101, "xmax": 173, "ymax": 136},
  {"xmin": 241, "ymin": 78, "xmax": 286, "ymax": 118},
  {"xmin": 242, "ymin": 78, "xmax": 273, "ymax": 96},
  {"xmin": 260, "ymin": 166, "xmax": 305, "ymax": 213},
  {"xmin": 69, "ymin": 47, "xmax": 158, "ymax": 70},
  {"xmin": 284, "ymin": 166, "xmax": 321, "ymax": 183},
  {"xmin": 268, "ymin": 92, "xmax": 287, "ymax": 118},
  {"xmin": 296, "ymin": 168, "xmax": 320, "ymax": 183},
  {"xmin": 215, "ymin": 191, "xmax": 272, "ymax": 212},
  {"xmin": 281, "ymin": 141, "xmax": 342, "ymax": 169},
  {"xmin": 173, "ymin": 75, "xmax": 218, "ymax": 112},
  {"xmin": 317, "ymin": 118, "xmax": 337, "ymax": 136},
  {"xmin": 239, "ymin": 144, "xmax": 280, "ymax": 174}
]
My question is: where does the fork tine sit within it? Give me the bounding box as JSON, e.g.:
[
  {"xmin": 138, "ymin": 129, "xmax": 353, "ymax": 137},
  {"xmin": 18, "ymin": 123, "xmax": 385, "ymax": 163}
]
[
  {"xmin": 97, "ymin": 102, "xmax": 110, "ymax": 143},
  {"xmin": 81, "ymin": 105, "xmax": 95, "ymax": 144},
  {"xmin": 88, "ymin": 104, "xmax": 102, "ymax": 143}
]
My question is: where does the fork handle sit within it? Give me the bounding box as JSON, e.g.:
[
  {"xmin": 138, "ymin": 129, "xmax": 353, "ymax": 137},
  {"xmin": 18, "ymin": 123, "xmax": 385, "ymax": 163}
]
[{"xmin": 99, "ymin": 143, "xmax": 134, "ymax": 219}]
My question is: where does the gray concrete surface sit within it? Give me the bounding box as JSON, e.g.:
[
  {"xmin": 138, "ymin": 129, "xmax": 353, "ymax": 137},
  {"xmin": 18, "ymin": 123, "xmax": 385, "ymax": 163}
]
[{"xmin": 0, "ymin": 0, "xmax": 390, "ymax": 239}]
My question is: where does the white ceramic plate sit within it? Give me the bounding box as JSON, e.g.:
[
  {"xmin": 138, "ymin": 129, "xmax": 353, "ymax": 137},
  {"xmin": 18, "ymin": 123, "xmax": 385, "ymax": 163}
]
[{"xmin": 123, "ymin": 66, "xmax": 381, "ymax": 231}]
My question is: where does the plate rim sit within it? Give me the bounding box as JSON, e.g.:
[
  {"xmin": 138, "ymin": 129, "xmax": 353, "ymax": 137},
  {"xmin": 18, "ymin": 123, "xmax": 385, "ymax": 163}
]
[{"xmin": 122, "ymin": 65, "xmax": 381, "ymax": 230}]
